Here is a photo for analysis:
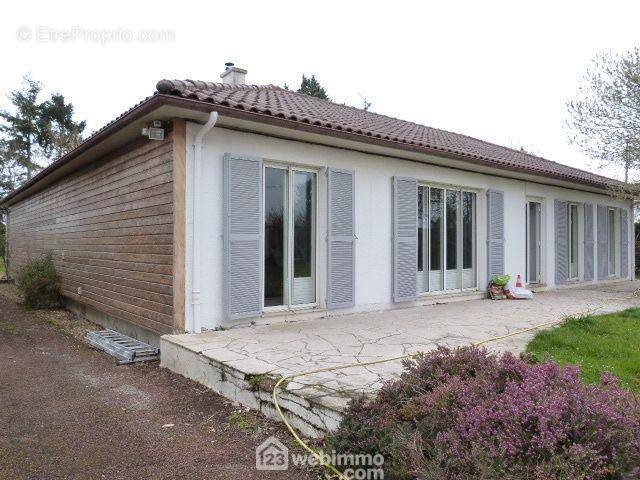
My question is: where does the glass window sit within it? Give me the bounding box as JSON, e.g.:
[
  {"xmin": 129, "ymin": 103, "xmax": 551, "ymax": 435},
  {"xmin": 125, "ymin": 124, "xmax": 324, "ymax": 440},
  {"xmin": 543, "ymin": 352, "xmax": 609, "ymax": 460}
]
[
  {"xmin": 264, "ymin": 166, "xmax": 316, "ymax": 309},
  {"xmin": 292, "ymin": 171, "xmax": 315, "ymax": 305},
  {"xmin": 568, "ymin": 204, "xmax": 578, "ymax": 279},
  {"xmin": 462, "ymin": 192, "xmax": 475, "ymax": 270},
  {"xmin": 264, "ymin": 167, "xmax": 288, "ymax": 307},
  {"xmin": 429, "ymin": 188, "xmax": 443, "ymax": 272},
  {"xmin": 446, "ymin": 190, "xmax": 458, "ymax": 271},
  {"xmin": 609, "ymin": 209, "xmax": 616, "ymax": 275},
  {"xmin": 419, "ymin": 187, "xmax": 476, "ymax": 293}
]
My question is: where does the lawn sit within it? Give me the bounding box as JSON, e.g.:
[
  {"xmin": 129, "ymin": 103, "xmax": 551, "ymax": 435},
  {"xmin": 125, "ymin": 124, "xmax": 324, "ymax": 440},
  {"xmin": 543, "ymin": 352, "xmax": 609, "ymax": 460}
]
[{"xmin": 526, "ymin": 308, "xmax": 640, "ymax": 391}]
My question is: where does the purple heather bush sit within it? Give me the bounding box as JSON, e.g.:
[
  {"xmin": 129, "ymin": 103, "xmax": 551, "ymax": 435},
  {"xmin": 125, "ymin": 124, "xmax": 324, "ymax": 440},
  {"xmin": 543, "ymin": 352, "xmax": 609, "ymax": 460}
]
[{"xmin": 330, "ymin": 346, "xmax": 640, "ymax": 479}]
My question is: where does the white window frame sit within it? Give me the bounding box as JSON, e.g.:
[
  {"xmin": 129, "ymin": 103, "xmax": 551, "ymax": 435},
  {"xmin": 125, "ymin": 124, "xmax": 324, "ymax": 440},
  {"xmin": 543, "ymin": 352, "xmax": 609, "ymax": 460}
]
[
  {"xmin": 418, "ymin": 183, "xmax": 478, "ymax": 295},
  {"xmin": 262, "ymin": 162, "xmax": 319, "ymax": 313},
  {"xmin": 567, "ymin": 203, "xmax": 579, "ymax": 281},
  {"xmin": 525, "ymin": 199, "xmax": 543, "ymax": 285}
]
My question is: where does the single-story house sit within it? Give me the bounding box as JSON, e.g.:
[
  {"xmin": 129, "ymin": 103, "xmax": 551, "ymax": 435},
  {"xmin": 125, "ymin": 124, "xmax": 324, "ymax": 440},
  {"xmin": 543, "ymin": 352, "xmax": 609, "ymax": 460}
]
[{"xmin": 1, "ymin": 65, "xmax": 634, "ymax": 346}]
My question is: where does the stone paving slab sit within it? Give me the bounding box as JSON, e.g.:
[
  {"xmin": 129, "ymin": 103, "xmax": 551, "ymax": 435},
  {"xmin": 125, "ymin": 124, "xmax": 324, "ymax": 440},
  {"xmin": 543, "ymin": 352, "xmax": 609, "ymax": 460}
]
[{"xmin": 164, "ymin": 281, "xmax": 640, "ymax": 413}]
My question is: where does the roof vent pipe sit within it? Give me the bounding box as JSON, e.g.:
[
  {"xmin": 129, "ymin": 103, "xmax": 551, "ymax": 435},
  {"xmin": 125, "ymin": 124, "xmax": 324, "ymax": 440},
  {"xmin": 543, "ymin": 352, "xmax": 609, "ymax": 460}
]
[{"xmin": 220, "ymin": 63, "xmax": 247, "ymax": 85}]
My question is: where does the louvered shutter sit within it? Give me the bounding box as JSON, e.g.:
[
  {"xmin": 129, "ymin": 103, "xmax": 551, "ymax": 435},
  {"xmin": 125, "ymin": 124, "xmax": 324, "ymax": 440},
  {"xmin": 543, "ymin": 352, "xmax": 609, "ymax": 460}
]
[
  {"xmin": 393, "ymin": 177, "xmax": 418, "ymax": 302},
  {"xmin": 597, "ymin": 205, "xmax": 608, "ymax": 280},
  {"xmin": 223, "ymin": 153, "xmax": 262, "ymax": 320},
  {"xmin": 621, "ymin": 208, "xmax": 629, "ymax": 278},
  {"xmin": 554, "ymin": 200, "xmax": 568, "ymax": 285},
  {"xmin": 327, "ymin": 168, "xmax": 355, "ymax": 309},
  {"xmin": 583, "ymin": 204, "xmax": 594, "ymax": 281},
  {"xmin": 486, "ymin": 190, "xmax": 505, "ymax": 284}
]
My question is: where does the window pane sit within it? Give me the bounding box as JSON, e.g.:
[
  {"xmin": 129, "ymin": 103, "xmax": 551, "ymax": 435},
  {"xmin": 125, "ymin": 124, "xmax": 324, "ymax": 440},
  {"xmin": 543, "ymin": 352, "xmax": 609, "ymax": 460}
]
[
  {"xmin": 292, "ymin": 171, "xmax": 315, "ymax": 304},
  {"xmin": 446, "ymin": 190, "xmax": 458, "ymax": 270},
  {"xmin": 462, "ymin": 192, "xmax": 474, "ymax": 269},
  {"xmin": 429, "ymin": 188, "xmax": 443, "ymax": 271},
  {"xmin": 569, "ymin": 205, "xmax": 578, "ymax": 278},
  {"xmin": 609, "ymin": 209, "xmax": 616, "ymax": 274},
  {"xmin": 264, "ymin": 167, "xmax": 287, "ymax": 307},
  {"xmin": 418, "ymin": 187, "xmax": 424, "ymax": 272}
]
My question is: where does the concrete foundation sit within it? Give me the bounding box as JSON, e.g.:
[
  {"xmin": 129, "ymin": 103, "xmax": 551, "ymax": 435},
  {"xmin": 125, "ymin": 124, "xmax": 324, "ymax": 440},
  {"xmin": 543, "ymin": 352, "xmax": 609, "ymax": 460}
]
[
  {"xmin": 66, "ymin": 298, "xmax": 161, "ymax": 348},
  {"xmin": 160, "ymin": 338, "xmax": 344, "ymax": 438}
]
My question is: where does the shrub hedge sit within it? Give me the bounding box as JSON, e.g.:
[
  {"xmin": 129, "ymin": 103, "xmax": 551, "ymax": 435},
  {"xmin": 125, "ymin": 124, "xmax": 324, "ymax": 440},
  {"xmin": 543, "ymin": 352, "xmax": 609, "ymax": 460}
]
[
  {"xmin": 16, "ymin": 252, "xmax": 61, "ymax": 309},
  {"xmin": 330, "ymin": 346, "xmax": 640, "ymax": 480}
]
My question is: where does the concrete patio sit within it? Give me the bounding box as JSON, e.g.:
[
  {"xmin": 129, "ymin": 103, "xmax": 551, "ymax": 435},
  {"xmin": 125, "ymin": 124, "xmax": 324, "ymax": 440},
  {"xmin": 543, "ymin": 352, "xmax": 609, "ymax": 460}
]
[{"xmin": 161, "ymin": 281, "xmax": 640, "ymax": 437}]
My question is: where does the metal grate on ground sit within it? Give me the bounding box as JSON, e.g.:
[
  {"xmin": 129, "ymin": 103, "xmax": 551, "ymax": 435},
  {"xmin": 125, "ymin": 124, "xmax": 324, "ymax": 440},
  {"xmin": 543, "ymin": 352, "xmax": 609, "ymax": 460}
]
[{"xmin": 85, "ymin": 329, "xmax": 159, "ymax": 365}]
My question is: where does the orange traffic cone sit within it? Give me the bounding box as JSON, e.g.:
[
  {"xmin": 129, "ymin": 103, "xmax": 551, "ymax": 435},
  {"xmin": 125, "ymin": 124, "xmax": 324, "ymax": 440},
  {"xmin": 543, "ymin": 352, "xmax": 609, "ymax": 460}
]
[{"xmin": 516, "ymin": 274, "xmax": 523, "ymax": 288}]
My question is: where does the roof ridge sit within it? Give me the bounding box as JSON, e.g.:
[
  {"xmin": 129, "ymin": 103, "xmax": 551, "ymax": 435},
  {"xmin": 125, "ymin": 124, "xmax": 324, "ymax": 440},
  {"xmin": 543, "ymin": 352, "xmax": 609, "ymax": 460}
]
[{"xmin": 156, "ymin": 79, "xmax": 281, "ymax": 94}]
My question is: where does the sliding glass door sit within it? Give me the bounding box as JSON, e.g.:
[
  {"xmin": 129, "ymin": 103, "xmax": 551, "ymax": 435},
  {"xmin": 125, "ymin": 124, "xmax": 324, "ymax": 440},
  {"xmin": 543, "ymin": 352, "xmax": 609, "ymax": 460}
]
[
  {"xmin": 418, "ymin": 186, "xmax": 476, "ymax": 293},
  {"xmin": 264, "ymin": 165, "xmax": 316, "ymax": 309}
]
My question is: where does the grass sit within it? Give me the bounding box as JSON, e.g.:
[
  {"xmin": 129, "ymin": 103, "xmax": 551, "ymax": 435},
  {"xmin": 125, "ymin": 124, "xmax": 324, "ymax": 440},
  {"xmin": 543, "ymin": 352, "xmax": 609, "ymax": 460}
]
[
  {"xmin": 526, "ymin": 308, "xmax": 640, "ymax": 391},
  {"xmin": 0, "ymin": 258, "xmax": 4, "ymax": 274}
]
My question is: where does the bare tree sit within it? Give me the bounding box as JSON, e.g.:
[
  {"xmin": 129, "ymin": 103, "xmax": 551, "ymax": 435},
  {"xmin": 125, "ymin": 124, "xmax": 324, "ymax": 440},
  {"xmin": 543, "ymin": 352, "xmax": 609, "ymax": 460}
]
[{"xmin": 567, "ymin": 47, "xmax": 640, "ymax": 183}]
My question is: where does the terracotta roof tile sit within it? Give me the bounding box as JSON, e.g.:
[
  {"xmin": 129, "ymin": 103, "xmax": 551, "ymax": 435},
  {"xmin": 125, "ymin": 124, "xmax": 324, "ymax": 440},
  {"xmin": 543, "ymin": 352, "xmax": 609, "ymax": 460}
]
[{"xmin": 156, "ymin": 79, "xmax": 620, "ymax": 189}]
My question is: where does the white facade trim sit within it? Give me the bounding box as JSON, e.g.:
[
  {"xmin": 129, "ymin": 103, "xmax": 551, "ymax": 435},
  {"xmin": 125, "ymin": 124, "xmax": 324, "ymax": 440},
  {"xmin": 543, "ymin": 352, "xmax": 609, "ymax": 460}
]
[{"xmin": 185, "ymin": 122, "xmax": 633, "ymax": 330}]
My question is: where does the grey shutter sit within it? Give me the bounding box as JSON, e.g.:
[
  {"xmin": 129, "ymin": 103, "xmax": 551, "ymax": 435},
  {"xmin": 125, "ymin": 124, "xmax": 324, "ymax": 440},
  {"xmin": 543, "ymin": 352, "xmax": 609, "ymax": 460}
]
[
  {"xmin": 223, "ymin": 153, "xmax": 262, "ymax": 320},
  {"xmin": 583, "ymin": 204, "xmax": 594, "ymax": 281},
  {"xmin": 597, "ymin": 205, "xmax": 608, "ymax": 280},
  {"xmin": 393, "ymin": 177, "xmax": 418, "ymax": 302},
  {"xmin": 621, "ymin": 208, "xmax": 629, "ymax": 278},
  {"xmin": 486, "ymin": 190, "xmax": 505, "ymax": 284},
  {"xmin": 327, "ymin": 168, "xmax": 355, "ymax": 309},
  {"xmin": 554, "ymin": 200, "xmax": 568, "ymax": 285}
]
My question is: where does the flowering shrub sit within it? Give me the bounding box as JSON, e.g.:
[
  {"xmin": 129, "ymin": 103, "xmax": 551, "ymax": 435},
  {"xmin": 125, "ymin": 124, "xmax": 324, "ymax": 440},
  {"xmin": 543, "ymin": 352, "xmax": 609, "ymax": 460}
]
[{"xmin": 330, "ymin": 346, "xmax": 640, "ymax": 479}]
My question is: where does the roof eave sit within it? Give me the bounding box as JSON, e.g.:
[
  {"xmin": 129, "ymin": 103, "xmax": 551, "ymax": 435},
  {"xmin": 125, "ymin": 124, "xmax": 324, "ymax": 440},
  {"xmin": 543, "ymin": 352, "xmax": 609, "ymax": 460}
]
[
  {"xmin": 156, "ymin": 95, "xmax": 618, "ymax": 192},
  {"xmin": 0, "ymin": 95, "xmax": 164, "ymax": 207},
  {"xmin": 1, "ymin": 94, "xmax": 623, "ymax": 208}
]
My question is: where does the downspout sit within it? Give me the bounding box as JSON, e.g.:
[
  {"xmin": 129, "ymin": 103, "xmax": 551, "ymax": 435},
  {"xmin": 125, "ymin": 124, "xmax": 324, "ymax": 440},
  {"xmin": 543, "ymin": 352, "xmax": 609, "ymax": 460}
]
[{"xmin": 190, "ymin": 111, "xmax": 218, "ymax": 332}]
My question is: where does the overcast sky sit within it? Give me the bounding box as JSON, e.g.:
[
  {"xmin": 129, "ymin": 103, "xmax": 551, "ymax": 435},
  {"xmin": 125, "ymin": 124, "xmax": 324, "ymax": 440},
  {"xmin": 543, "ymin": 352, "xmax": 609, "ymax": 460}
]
[{"xmin": 2, "ymin": 0, "xmax": 639, "ymax": 179}]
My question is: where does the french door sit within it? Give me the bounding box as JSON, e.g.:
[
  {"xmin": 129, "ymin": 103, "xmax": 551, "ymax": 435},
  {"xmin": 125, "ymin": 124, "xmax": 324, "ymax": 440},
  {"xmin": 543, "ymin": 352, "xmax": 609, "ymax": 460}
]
[
  {"xmin": 417, "ymin": 186, "xmax": 476, "ymax": 293},
  {"xmin": 526, "ymin": 201, "xmax": 542, "ymax": 284},
  {"xmin": 263, "ymin": 165, "xmax": 317, "ymax": 309}
]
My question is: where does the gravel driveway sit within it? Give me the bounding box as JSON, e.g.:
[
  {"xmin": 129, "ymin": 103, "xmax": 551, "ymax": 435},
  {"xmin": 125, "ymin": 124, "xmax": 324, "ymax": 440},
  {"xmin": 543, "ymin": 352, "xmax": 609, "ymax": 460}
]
[{"xmin": 0, "ymin": 284, "xmax": 316, "ymax": 480}]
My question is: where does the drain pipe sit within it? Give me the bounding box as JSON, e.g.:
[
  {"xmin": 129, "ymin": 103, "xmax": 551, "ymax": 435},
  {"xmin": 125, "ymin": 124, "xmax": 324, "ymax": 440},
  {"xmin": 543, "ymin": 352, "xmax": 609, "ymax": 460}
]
[{"xmin": 190, "ymin": 111, "xmax": 218, "ymax": 333}]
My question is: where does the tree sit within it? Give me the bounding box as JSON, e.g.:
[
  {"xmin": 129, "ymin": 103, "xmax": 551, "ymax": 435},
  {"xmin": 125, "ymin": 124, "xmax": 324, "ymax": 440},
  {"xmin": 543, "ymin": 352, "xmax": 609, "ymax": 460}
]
[
  {"xmin": 0, "ymin": 75, "xmax": 44, "ymax": 181},
  {"xmin": 39, "ymin": 93, "xmax": 86, "ymax": 160},
  {"xmin": 0, "ymin": 74, "xmax": 85, "ymax": 189},
  {"xmin": 297, "ymin": 74, "xmax": 330, "ymax": 100},
  {"xmin": 567, "ymin": 47, "xmax": 640, "ymax": 183}
]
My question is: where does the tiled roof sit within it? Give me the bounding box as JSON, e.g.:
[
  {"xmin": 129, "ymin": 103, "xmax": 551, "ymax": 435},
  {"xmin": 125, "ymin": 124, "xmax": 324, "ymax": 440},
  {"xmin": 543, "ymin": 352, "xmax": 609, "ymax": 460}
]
[{"xmin": 156, "ymin": 79, "xmax": 619, "ymax": 189}]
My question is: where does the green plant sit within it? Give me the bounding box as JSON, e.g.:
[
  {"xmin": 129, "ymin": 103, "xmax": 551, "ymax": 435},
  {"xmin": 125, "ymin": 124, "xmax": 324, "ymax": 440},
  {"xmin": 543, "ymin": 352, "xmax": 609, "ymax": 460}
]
[
  {"xmin": 16, "ymin": 252, "xmax": 61, "ymax": 309},
  {"xmin": 527, "ymin": 308, "xmax": 640, "ymax": 390},
  {"xmin": 330, "ymin": 346, "xmax": 640, "ymax": 479}
]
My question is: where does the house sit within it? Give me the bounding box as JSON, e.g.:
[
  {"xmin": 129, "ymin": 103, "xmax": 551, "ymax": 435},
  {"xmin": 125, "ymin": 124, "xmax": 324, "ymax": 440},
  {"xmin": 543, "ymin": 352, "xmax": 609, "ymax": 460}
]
[{"xmin": 0, "ymin": 65, "xmax": 634, "ymax": 346}]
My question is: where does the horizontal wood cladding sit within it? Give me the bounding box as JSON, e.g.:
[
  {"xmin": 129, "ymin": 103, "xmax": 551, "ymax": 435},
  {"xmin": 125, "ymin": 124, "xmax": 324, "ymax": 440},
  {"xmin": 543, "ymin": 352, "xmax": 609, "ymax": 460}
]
[{"xmin": 7, "ymin": 135, "xmax": 177, "ymax": 335}]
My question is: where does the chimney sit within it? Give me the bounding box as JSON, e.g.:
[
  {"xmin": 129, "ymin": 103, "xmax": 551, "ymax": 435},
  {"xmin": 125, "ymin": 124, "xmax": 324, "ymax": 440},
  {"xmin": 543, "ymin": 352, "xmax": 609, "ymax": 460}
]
[{"xmin": 220, "ymin": 62, "xmax": 247, "ymax": 85}]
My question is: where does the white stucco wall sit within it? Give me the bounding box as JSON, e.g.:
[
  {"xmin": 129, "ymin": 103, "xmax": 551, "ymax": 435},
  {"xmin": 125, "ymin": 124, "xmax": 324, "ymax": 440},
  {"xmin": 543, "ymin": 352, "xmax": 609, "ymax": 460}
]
[{"xmin": 185, "ymin": 122, "xmax": 633, "ymax": 331}]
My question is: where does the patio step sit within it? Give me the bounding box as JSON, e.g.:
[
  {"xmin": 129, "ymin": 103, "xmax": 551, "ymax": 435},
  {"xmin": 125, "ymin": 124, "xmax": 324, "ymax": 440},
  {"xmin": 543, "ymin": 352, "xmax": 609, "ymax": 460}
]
[{"xmin": 160, "ymin": 336, "xmax": 347, "ymax": 438}]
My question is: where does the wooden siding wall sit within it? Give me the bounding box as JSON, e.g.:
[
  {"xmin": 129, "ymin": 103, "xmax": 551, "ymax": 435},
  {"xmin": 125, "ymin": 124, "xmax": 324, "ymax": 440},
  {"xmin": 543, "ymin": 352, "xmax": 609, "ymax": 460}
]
[{"xmin": 7, "ymin": 133, "xmax": 177, "ymax": 335}]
